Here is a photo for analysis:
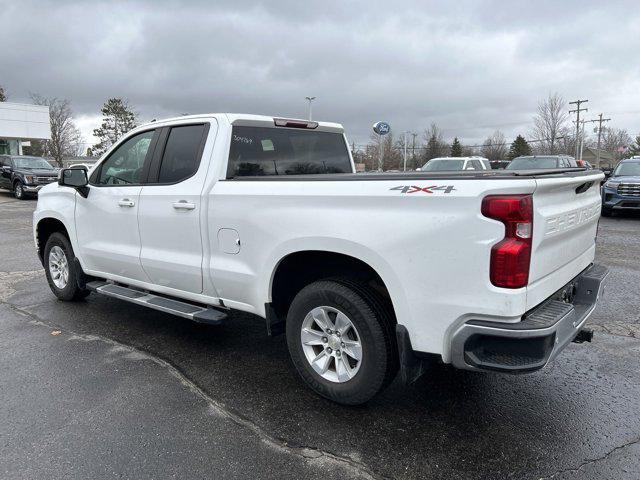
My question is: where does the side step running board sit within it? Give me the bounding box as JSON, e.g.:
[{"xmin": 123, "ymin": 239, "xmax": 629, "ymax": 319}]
[{"xmin": 86, "ymin": 281, "xmax": 227, "ymax": 325}]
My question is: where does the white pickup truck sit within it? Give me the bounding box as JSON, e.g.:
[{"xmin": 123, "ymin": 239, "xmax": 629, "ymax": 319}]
[{"xmin": 34, "ymin": 114, "xmax": 608, "ymax": 404}]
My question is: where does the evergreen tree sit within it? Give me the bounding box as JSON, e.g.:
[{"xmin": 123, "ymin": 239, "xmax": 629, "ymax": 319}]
[
  {"xmin": 92, "ymin": 98, "xmax": 137, "ymax": 156},
  {"xmin": 0, "ymin": 86, "xmax": 6, "ymax": 102},
  {"xmin": 508, "ymin": 134, "xmax": 532, "ymax": 159},
  {"xmin": 450, "ymin": 137, "xmax": 462, "ymax": 157},
  {"xmin": 628, "ymin": 135, "xmax": 640, "ymax": 157}
]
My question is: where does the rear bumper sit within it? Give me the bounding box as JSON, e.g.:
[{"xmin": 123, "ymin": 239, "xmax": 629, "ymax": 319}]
[{"xmin": 450, "ymin": 263, "xmax": 608, "ymax": 373}]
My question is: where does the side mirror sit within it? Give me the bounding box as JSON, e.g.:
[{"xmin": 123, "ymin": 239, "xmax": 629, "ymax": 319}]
[{"xmin": 59, "ymin": 168, "xmax": 89, "ymax": 197}]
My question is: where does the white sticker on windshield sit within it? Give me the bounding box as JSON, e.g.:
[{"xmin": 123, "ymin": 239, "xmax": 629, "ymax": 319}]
[{"xmin": 233, "ymin": 135, "xmax": 253, "ymax": 144}]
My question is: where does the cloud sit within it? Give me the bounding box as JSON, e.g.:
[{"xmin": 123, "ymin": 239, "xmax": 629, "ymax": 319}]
[{"xmin": 1, "ymin": 0, "xmax": 639, "ymax": 147}]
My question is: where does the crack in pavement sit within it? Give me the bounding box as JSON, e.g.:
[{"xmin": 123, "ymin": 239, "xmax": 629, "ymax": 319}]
[
  {"xmin": 537, "ymin": 436, "xmax": 640, "ymax": 480},
  {"xmin": 3, "ymin": 300, "xmax": 387, "ymax": 480},
  {"xmin": 591, "ymin": 321, "xmax": 640, "ymax": 339},
  {"xmin": 0, "ymin": 270, "xmax": 44, "ymax": 301}
]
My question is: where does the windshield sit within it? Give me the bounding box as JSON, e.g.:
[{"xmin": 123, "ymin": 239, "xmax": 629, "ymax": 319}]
[
  {"xmin": 506, "ymin": 157, "xmax": 558, "ymax": 170},
  {"xmin": 12, "ymin": 157, "xmax": 54, "ymax": 170},
  {"xmin": 613, "ymin": 162, "xmax": 640, "ymax": 177},
  {"xmin": 421, "ymin": 159, "xmax": 465, "ymax": 171}
]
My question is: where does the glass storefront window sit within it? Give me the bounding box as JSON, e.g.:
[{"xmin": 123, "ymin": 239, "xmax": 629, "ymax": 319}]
[{"xmin": 0, "ymin": 139, "xmax": 19, "ymax": 155}]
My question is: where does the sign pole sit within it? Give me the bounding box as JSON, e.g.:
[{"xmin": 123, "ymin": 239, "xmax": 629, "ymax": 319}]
[{"xmin": 372, "ymin": 121, "xmax": 391, "ymax": 172}]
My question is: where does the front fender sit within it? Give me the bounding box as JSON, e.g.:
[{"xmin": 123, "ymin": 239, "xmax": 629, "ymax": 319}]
[{"xmin": 33, "ymin": 186, "xmax": 79, "ymax": 264}]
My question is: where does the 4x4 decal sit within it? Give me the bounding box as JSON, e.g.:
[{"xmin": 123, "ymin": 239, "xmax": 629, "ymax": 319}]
[{"xmin": 390, "ymin": 185, "xmax": 456, "ymax": 194}]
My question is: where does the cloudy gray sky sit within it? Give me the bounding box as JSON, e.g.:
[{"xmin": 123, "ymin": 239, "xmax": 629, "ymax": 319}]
[{"xmin": 1, "ymin": 0, "xmax": 639, "ymax": 148}]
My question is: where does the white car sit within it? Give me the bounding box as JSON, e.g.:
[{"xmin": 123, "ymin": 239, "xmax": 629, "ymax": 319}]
[
  {"xmin": 419, "ymin": 156, "xmax": 492, "ymax": 171},
  {"xmin": 34, "ymin": 113, "xmax": 607, "ymax": 404}
]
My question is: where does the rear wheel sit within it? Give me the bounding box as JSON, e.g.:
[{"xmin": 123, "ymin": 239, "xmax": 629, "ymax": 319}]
[
  {"xmin": 44, "ymin": 232, "xmax": 90, "ymax": 301},
  {"xmin": 286, "ymin": 279, "xmax": 397, "ymax": 405}
]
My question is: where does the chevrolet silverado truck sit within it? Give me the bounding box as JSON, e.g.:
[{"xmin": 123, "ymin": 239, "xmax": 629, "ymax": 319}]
[
  {"xmin": 33, "ymin": 114, "xmax": 608, "ymax": 405},
  {"xmin": 0, "ymin": 155, "xmax": 59, "ymax": 199}
]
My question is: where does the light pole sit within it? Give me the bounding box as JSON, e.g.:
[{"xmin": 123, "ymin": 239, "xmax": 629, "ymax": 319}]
[{"xmin": 305, "ymin": 96, "xmax": 316, "ymax": 121}]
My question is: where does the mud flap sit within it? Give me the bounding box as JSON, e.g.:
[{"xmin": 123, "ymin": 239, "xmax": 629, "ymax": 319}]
[
  {"xmin": 396, "ymin": 325, "xmax": 427, "ymax": 384},
  {"xmin": 265, "ymin": 303, "xmax": 285, "ymax": 336}
]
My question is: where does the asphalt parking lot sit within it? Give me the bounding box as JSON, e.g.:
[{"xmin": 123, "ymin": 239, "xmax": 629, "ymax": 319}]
[{"xmin": 1, "ymin": 191, "xmax": 639, "ymax": 480}]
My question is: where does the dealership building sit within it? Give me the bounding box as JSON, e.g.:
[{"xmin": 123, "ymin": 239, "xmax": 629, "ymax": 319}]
[{"xmin": 0, "ymin": 102, "xmax": 51, "ymax": 155}]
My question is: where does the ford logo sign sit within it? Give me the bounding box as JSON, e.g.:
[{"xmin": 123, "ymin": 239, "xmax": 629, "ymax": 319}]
[{"xmin": 373, "ymin": 121, "xmax": 391, "ymax": 136}]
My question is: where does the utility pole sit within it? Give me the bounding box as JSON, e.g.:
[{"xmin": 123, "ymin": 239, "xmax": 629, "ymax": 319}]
[
  {"xmin": 587, "ymin": 113, "xmax": 611, "ymax": 168},
  {"xmin": 577, "ymin": 119, "xmax": 587, "ymax": 162},
  {"xmin": 305, "ymin": 96, "xmax": 316, "ymax": 121},
  {"xmin": 403, "ymin": 131, "xmax": 409, "ymax": 171},
  {"xmin": 569, "ymin": 99, "xmax": 588, "ymax": 159},
  {"xmin": 411, "ymin": 132, "xmax": 418, "ymax": 169}
]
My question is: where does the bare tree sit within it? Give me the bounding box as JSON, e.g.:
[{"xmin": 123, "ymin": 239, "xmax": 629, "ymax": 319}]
[
  {"xmin": 0, "ymin": 85, "xmax": 7, "ymax": 102},
  {"xmin": 601, "ymin": 128, "xmax": 633, "ymax": 160},
  {"xmin": 532, "ymin": 93, "xmax": 569, "ymax": 154},
  {"xmin": 481, "ymin": 130, "xmax": 507, "ymax": 160},
  {"xmin": 365, "ymin": 132, "xmax": 401, "ymax": 171},
  {"xmin": 422, "ymin": 123, "xmax": 448, "ymax": 161},
  {"xmin": 30, "ymin": 94, "xmax": 83, "ymax": 167}
]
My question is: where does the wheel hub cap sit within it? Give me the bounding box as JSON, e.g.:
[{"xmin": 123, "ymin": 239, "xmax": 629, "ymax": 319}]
[
  {"xmin": 300, "ymin": 306, "xmax": 363, "ymax": 383},
  {"xmin": 48, "ymin": 246, "xmax": 69, "ymax": 289}
]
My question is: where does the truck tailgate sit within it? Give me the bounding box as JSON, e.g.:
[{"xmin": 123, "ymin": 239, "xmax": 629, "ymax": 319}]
[{"xmin": 527, "ymin": 171, "xmax": 604, "ymax": 309}]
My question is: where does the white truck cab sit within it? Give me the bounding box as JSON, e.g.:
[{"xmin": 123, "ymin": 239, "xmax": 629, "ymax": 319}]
[{"xmin": 34, "ymin": 113, "xmax": 608, "ymax": 404}]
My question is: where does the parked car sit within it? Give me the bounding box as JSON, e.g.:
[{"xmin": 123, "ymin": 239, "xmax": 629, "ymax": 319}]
[
  {"xmin": 490, "ymin": 160, "xmax": 510, "ymax": 169},
  {"xmin": 0, "ymin": 155, "xmax": 59, "ymax": 199},
  {"xmin": 418, "ymin": 156, "xmax": 491, "ymax": 171},
  {"xmin": 34, "ymin": 113, "xmax": 607, "ymax": 404},
  {"xmin": 506, "ymin": 155, "xmax": 578, "ymax": 170},
  {"xmin": 601, "ymin": 156, "xmax": 640, "ymax": 216}
]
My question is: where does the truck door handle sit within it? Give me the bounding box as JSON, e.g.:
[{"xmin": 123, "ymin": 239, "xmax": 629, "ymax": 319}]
[
  {"xmin": 118, "ymin": 199, "xmax": 135, "ymax": 207},
  {"xmin": 172, "ymin": 200, "xmax": 196, "ymax": 210}
]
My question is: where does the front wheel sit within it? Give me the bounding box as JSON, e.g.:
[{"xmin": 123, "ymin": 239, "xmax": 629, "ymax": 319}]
[
  {"xmin": 13, "ymin": 181, "xmax": 26, "ymax": 200},
  {"xmin": 286, "ymin": 279, "xmax": 397, "ymax": 405},
  {"xmin": 44, "ymin": 232, "xmax": 90, "ymax": 301}
]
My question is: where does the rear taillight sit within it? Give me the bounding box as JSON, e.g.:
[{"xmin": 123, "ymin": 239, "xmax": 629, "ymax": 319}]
[{"xmin": 481, "ymin": 194, "xmax": 533, "ymax": 289}]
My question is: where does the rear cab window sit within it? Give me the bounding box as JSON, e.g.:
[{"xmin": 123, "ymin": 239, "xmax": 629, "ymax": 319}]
[{"xmin": 227, "ymin": 126, "xmax": 352, "ymax": 177}]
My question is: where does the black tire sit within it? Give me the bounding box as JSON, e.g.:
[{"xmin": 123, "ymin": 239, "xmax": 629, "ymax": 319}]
[
  {"xmin": 13, "ymin": 181, "xmax": 25, "ymax": 200},
  {"xmin": 601, "ymin": 206, "xmax": 612, "ymax": 217},
  {"xmin": 43, "ymin": 232, "xmax": 91, "ymax": 301},
  {"xmin": 286, "ymin": 279, "xmax": 398, "ymax": 405}
]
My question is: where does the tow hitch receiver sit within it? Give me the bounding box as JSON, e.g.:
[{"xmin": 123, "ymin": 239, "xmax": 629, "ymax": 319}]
[{"xmin": 572, "ymin": 328, "xmax": 594, "ymax": 344}]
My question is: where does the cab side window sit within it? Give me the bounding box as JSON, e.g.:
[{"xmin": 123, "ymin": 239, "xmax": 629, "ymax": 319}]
[
  {"xmin": 95, "ymin": 130, "xmax": 155, "ymax": 185},
  {"xmin": 467, "ymin": 160, "xmax": 483, "ymax": 170},
  {"xmin": 156, "ymin": 125, "xmax": 206, "ymax": 184}
]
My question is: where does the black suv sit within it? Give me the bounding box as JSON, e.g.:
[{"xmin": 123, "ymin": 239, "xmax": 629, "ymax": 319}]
[{"xmin": 0, "ymin": 155, "xmax": 59, "ymax": 199}]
